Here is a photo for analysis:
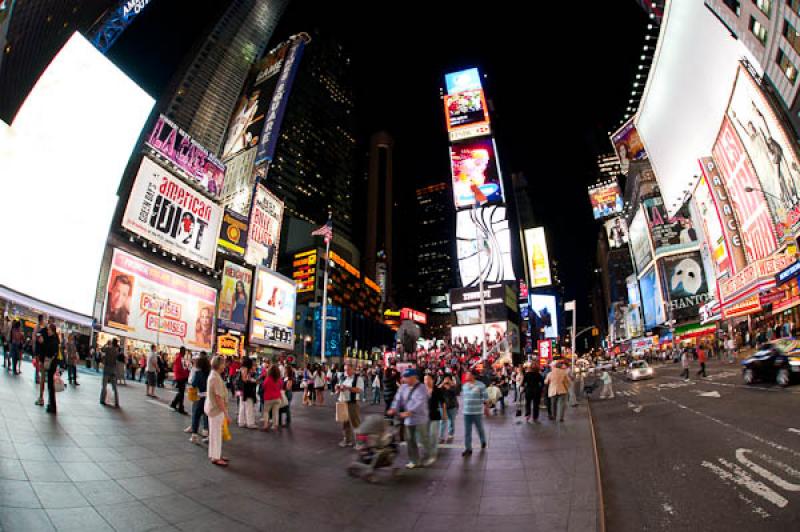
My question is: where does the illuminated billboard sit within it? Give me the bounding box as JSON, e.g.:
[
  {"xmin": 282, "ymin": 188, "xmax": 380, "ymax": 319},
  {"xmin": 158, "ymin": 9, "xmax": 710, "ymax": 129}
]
[
  {"xmin": 220, "ymin": 147, "xmax": 258, "ymax": 216},
  {"xmin": 122, "ymin": 157, "xmax": 223, "ymax": 268},
  {"xmin": 218, "ymin": 209, "xmax": 248, "ymax": 257},
  {"xmin": 103, "ymin": 249, "xmax": 216, "ymax": 351},
  {"xmin": 588, "ymin": 182, "xmax": 623, "ymax": 220},
  {"xmin": 640, "ymin": 266, "xmax": 665, "ymax": 330},
  {"xmin": 250, "ymin": 267, "xmax": 296, "ymax": 350},
  {"xmin": 661, "ymin": 251, "xmax": 711, "ymax": 323},
  {"xmin": 217, "ymin": 261, "xmax": 252, "ymax": 333},
  {"xmin": 727, "ymin": 65, "xmax": 800, "ymax": 245},
  {"xmin": 0, "ymin": 33, "xmax": 153, "ymax": 316},
  {"xmin": 445, "ymin": 89, "xmax": 490, "ymax": 141},
  {"xmin": 244, "ymin": 184, "xmax": 284, "ymax": 269},
  {"xmin": 524, "ymin": 227, "xmax": 552, "ymax": 288},
  {"xmin": 445, "ymin": 67, "xmax": 482, "ymax": 95},
  {"xmin": 642, "ymin": 196, "xmax": 698, "ymax": 256},
  {"xmin": 530, "ymin": 295, "xmax": 558, "ymax": 339},
  {"xmin": 604, "ymin": 217, "xmax": 629, "ymax": 249},
  {"xmin": 456, "ymin": 206, "xmax": 516, "ymax": 287},
  {"xmin": 713, "ymin": 117, "xmax": 778, "ymax": 262},
  {"xmin": 629, "ymin": 208, "xmax": 654, "ymax": 273},
  {"xmin": 450, "ymin": 137, "xmax": 504, "ymax": 208},
  {"xmin": 610, "ymin": 118, "xmax": 647, "ymax": 175},
  {"xmin": 451, "ymin": 321, "xmax": 509, "ymax": 347},
  {"xmin": 145, "ymin": 114, "xmax": 226, "ymax": 198},
  {"xmin": 293, "ymin": 249, "xmax": 317, "ymax": 301},
  {"xmin": 89, "ymin": 0, "xmax": 153, "ymax": 54}
]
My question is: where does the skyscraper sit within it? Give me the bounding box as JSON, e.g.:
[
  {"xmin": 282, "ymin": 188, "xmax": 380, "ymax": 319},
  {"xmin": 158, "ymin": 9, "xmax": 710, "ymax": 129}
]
[
  {"xmin": 265, "ymin": 30, "xmax": 357, "ymax": 241},
  {"xmin": 161, "ymin": 0, "xmax": 288, "ymax": 156},
  {"xmin": 0, "ymin": 0, "xmax": 116, "ymax": 123},
  {"xmin": 365, "ymin": 131, "xmax": 394, "ymax": 304}
]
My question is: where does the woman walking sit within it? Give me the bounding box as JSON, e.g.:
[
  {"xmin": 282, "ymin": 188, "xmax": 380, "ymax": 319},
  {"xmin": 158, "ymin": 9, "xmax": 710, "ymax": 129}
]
[
  {"xmin": 313, "ymin": 364, "xmax": 326, "ymax": 405},
  {"xmin": 205, "ymin": 356, "xmax": 229, "ymax": 467},
  {"xmin": 189, "ymin": 356, "xmax": 210, "ymax": 444},
  {"xmin": 237, "ymin": 357, "xmax": 258, "ymax": 429},
  {"xmin": 279, "ymin": 365, "xmax": 295, "ymax": 427},
  {"xmin": 261, "ymin": 365, "xmax": 282, "ymax": 431}
]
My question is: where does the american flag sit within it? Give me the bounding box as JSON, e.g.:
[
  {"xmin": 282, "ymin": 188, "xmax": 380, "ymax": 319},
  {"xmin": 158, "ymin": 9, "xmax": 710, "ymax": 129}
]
[{"xmin": 311, "ymin": 219, "xmax": 333, "ymax": 243}]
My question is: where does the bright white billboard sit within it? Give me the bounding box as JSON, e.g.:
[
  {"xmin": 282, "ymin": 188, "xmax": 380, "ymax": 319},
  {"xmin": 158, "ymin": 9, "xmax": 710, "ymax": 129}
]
[
  {"xmin": 636, "ymin": 0, "xmax": 755, "ymax": 216},
  {"xmin": 0, "ymin": 33, "xmax": 154, "ymax": 316},
  {"xmin": 250, "ymin": 267, "xmax": 296, "ymax": 350},
  {"xmin": 530, "ymin": 294, "xmax": 558, "ymax": 339},
  {"xmin": 524, "ymin": 227, "xmax": 552, "ymax": 288},
  {"xmin": 244, "ymin": 184, "xmax": 284, "ymax": 269},
  {"xmin": 451, "ymin": 321, "xmax": 509, "ymax": 347},
  {"xmin": 456, "ymin": 206, "xmax": 516, "ymax": 288},
  {"xmin": 122, "ymin": 157, "xmax": 223, "ymax": 268}
]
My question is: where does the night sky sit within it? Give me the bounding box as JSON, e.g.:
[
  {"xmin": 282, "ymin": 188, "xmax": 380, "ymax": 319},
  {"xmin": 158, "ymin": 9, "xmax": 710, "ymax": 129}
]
[{"xmin": 109, "ymin": 0, "xmax": 649, "ymax": 322}]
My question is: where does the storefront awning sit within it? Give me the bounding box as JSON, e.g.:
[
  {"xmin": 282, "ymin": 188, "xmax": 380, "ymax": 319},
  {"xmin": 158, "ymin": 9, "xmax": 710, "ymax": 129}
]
[
  {"xmin": 675, "ymin": 322, "xmax": 717, "ymax": 340},
  {"xmin": 0, "ymin": 285, "xmax": 93, "ymax": 328}
]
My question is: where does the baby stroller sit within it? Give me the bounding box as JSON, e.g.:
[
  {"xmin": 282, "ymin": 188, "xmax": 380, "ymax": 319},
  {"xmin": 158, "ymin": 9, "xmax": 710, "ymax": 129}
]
[{"xmin": 346, "ymin": 414, "xmax": 400, "ymax": 482}]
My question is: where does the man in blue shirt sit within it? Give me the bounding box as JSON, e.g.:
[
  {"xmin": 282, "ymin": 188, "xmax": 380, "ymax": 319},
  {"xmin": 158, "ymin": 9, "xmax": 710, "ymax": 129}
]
[
  {"xmin": 388, "ymin": 368, "xmax": 431, "ymax": 469},
  {"xmin": 461, "ymin": 370, "xmax": 488, "ymax": 457}
]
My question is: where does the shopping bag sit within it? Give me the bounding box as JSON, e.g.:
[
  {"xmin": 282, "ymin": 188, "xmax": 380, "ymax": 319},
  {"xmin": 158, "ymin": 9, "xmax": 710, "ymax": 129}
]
[
  {"xmin": 279, "ymin": 390, "xmax": 288, "ymax": 408},
  {"xmin": 222, "ymin": 418, "xmax": 232, "ymax": 441},
  {"xmin": 335, "ymin": 402, "xmax": 349, "ymax": 423},
  {"xmin": 53, "ymin": 372, "xmax": 65, "ymax": 393},
  {"xmin": 187, "ymin": 386, "xmax": 199, "ymax": 402}
]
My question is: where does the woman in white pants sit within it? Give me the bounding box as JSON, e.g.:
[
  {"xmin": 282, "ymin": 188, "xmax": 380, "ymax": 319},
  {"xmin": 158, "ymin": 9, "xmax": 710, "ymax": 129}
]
[
  {"xmin": 237, "ymin": 357, "xmax": 257, "ymax": 428},
  {"xmin": 206, "ymin": 356, "xmax": 229, "ymax": 467},
  {"xmin": 599, "ymin": 369, "xmax": 614, "ymax": 399}
]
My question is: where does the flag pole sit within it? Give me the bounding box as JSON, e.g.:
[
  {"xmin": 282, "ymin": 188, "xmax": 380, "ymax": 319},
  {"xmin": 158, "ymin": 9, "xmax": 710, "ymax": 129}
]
[{"xmin": 320, "ymin": 213, "xmax": 331, "ymax": 364}]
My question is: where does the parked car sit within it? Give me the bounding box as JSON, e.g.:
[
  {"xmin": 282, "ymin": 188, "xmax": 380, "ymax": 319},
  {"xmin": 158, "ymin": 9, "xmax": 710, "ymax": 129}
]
[
  {"xmin": 625, "ymin": 360, "xmax": 654, "ymax": 381},
  {"xmin": 741, "ymin": 341, "xmax": 800, "ymax": 387}
]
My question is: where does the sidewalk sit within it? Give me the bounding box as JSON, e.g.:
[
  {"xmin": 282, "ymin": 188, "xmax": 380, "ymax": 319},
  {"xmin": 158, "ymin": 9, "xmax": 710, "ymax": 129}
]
[{"xmin": 0, "ymin": 364, "xmax": 600, "ymax": 532}]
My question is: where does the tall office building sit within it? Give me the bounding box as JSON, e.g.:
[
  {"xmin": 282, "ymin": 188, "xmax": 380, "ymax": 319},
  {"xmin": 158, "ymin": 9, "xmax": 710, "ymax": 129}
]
[
  {"xmin": 161, "ymin": 0, "xmax": 289, "ymax": 156},
  {"xmin": 266, "ymin": 30, "xmax": 357, "ymax": 241},
  {"xmin": 0, "ymin": 0, "xmax": 115, "ymax": 123},
  {"xmin": 365, "ymin": 131, "xmax": 394, "ymax": 304}
]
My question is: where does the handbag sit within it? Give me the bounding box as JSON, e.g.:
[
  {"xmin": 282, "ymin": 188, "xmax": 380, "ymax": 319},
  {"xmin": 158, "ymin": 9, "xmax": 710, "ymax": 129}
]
[
  {"xmin": 222, "ymin": 418, "xmax": 232, "ymax": 441},
  {"xmin": 187, "ymin": 386, "xmax": 199, "ymax": 402},
  {"xmin": 335, "ymin": 401, "xmax": 349, "ymax": 423},
  {"xmin": 53, "ymin": 372, "xmax": 65, "ymax": 393},
  {"xmin": 279, "ymin": 390, "xmax": 288, "ymax": 408}
]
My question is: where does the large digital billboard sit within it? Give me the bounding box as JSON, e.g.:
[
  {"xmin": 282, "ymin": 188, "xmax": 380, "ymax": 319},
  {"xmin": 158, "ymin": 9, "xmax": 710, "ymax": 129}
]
[
  {"xmin": 604, "ymin": 217, "xmax": 629, "ymax": 249},
  {"xmin": 661, "ymin": 251, "xmax": 711, "ymax": 323},
  {"xmin": 629, "ymin": 208, "xmax": 654, "ymax": 273},
  {"xmin": 122, "ymin": 157, "xmax": 223, "ymax": 268},
  {"xmin": 89, "ymin": 0, "xmax": 152, "ymax": 54},
  {"xmin": 0, "ymin": 33, "xmax": 153, "ymax": 316},
  {"xmin": 713, "ymin": 117, "xmax": 778, "ymax": 262},
  {"xmin": 456, "ymin": 206, "xmax": 516, "ymax": 287},
  {"xmin": 588, "ymin": 182, "xmax": 623, "ymax": 219},
  {"xmin": 450, "ymin": 137, "xmax": 504, "ymax": 209},
  {"xmin": 727, "ymin": 66, "xmax": 800, "ymax": 245},
  {"xmin": 103, "ymin": 249, "xmax": 216, "ymax": 351},
  {"xmin": 451, "ymin": 321, "xmax": 510, "ymax": 347},
  {"xmin": 642, "ymin": 196, "xmax": 698, "ymax": 256},
  {"xmin": 444, "ymin": 89, "xmax": 490, "ymax": 141},
  {"xmin": 145, "ymin": 114, "xmax": 226, "ymax": 198},
  {"xmin": 445, "ymin": 68, "xmax": 482, "ymax": 95},
  {"xmin": 250, "ymin": 267, "xmax": 296, "ymax": 350},
  {"xmin": 217, "ymin": 261, "xmax": 252, "ymax": 333},
  {"xmin": 611, "ymin": 118, "xmax": 647, "ymax": 175},
  {"xmin": 640, "ymin": 266, "xmax": 665, "ymax": 330},
  {"xmin": 524, "ymin": 227, "xmax": 552, "ymax": 288},
  {"xmin": 530, "ymin": 295, "xmax": 558, "ymax": 339},
  {"xmin": 244, "ymin": 184, "xmax": 284, "ymax": 269}
]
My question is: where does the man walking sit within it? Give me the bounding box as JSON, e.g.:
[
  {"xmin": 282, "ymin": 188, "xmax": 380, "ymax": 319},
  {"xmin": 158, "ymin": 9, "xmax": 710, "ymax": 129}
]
[
  {"xmin": 388, "ymin": 368, "xmax": 432, "ymax": 468},
  {"xmin": 680, "ymin": 349, "xmax": 690, "ymax": 381},
  {"xmin": 100, "ymin": 340, "xmax": 120, "ymax": 408},
  {"xmin": 461, "ymin": 370, "xmax": 488, "ymax": 457},
  {"xmin": 382, "ymin": 362, "xmax": 400, "ymax": 415},
  {"xmin": 696, "ymin": 344, "xmax": 707, "ymax": 378},
  {"xmin": 171, "ymin": 347, "xmax": 190, "ymax": 414},
  {"xmin": 545, "ymin": 361, "xmax": 571, "ymax": 422},
  {"xmin": 145, "ymin": 345, "xmax": 158, "ymax": 398},
  {"xmin": 65, "ymin": 334, "xmax": 79, "ymax": 386},
  {"xmin": 522, "ymin": 363, "xmax": 544, "ymax": 424},
  {"xmin": 336, "ymin": 364, "xmax": 365, "ymax": 447}
]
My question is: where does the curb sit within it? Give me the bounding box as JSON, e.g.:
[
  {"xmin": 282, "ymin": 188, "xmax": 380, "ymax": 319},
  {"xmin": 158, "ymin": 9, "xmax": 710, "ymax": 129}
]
[{"xmin": 586, "ymin": 399, "xmax": 606, "ymax": 532}]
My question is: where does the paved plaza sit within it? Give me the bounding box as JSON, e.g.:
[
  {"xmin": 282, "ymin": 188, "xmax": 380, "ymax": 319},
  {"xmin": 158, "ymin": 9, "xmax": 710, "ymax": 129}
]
[{"xmin": 0, "ymin": 363, "xmax": 599, "ymax": 532}]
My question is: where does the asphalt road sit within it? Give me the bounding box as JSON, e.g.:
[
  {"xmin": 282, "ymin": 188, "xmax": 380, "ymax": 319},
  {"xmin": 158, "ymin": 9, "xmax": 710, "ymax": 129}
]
[{"xmin": 590, "ymin": 359, "xmax": 800, "ymax": 532}]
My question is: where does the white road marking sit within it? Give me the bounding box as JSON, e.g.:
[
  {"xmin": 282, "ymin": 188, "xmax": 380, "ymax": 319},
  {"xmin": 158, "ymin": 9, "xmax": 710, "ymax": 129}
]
[
  {"xmin": 698, "ymin": 391, "xmax": 721, "ymax": 398},
  {"xmin": 789, "ymin": 428, "xmax": 800, "ymax": 436},
  {"xmin": 627, "ymin": 401, "xmax": 643, "ymax": 413},
  {"xmin": 736, "ymin": 449, "xmax": 800, "ymax": 492},
  {"xmin": 662, "ymin": 502, "xmax": 675, "ymax": 516},
  {"xmin": 702, "ymin": 458, "xmax": 788, "ymax": 508},
  {"xmin": 147, "ymin": 399, "xmax": 172, "ymax": 410}
]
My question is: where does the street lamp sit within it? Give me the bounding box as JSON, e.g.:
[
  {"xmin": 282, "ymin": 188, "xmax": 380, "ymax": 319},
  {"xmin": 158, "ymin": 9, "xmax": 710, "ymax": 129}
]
[{"xmin": 744, "ymin": 185, "xmax": 782, "ymax": 202}]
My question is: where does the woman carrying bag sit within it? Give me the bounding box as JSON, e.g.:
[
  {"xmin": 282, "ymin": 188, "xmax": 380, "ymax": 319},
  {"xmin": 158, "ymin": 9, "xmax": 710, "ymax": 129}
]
[{"xmin": 205, "ymin": 356, "xmax": 230, "ymax": 467}]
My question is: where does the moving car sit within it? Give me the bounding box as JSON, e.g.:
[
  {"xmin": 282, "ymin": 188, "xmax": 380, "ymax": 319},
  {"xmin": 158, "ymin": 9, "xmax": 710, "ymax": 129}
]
[
  {"xmin": 625, "ymin": 360, "xmax": 654, "ymax": 381},
  {"xmin": 595, "ymin": 358, "xmax": 615, "ymax": 372},
  {"xmin": 741, "ymin": 340, "xmax": 800, "ymax": 387}
]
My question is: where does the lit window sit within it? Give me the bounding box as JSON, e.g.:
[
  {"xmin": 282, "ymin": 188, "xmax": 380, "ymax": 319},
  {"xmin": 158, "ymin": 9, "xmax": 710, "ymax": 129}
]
[
  {"xmin": 753, "ymin": 0, "xmax": 771, "ymax": 17},
  {"xmin": 784, "ymin": 19, "xmax": 800, "ymax": 55},
  {"xmin": 777, "ymin": 48, "xmax": 798, "ymax": 83},
  {"xmin": 751, "ymin": 17, "xmax": 768, "ymax": 45}
]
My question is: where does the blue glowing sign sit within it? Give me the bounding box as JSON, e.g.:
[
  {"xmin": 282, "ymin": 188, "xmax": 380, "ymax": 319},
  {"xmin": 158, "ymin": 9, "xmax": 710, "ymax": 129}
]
[
  {"xmin": 445, "ymin": 68, "xmax": 482, "ymax": 95},
  {"xmin": 89, "ymin": 0, "xmax": 152, "ymax": 54}
]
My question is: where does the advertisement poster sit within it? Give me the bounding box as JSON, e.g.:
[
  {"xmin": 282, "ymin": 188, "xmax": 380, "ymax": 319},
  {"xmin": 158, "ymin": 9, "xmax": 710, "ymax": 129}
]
[
  {"xmin": 217, "ymin": 209, "xmax": 248, "ymax": 257},
  {"xmin": 611, "ymin": 118, "xmax": 647, "ymax": 175},
  {"xmin": 588, "ymin": 182, "xmax": 624, "ymax": 219},
  {"xmin": 244, "ymin": 184, "xmax": 284, "ymax": 269},
  {"xmin": 604, "ymin": 217, "xmax": 629, "ymax": 249},
  {"xmin": 530, "ymin": 294, "xmax": 559, "ymax": 339},
  {"xmin": 221, "ymin": 41, "xmax": 290, "ymax": 159},
  {"xmin": 445, "ymin": 67, "xmax": 483, "ymax": 95},
  {"xmin": 249, "ymin": 267, "xmax": 296, "ymax": 349},
  {"xmin": 122, "ymin": 157, "xmax": 223, "ymax": 268},
  {"xmin": 629, "ymin": 208, "xmax": 653, "ymax": 273},
  {"xmin": 698, "ymin": 157, "xmax": 747, "ymax": 275},
  {"xmin": 313, "ymin": 305, "xmax": 341, "ymax": 357},
  {"xmin": 451, "ymin": 321, "xmax": 509, "ymax": 346},
  {"xmin": 103, "ymin": 248, "xmax": 216, "ymax": 350},
  {"xmin": 450, "ymin": 137, "xmax": 504, "ymax": 209},
  {"xmin": 692, "ymin": 172, "xmax": 730, "ymax": 277},
  {"xmin": 713, "ymin": 116, "xmax": 778, "ymax": 262},
  {"xmin": 524, "ymin": 227, "xmax": 552, "ymax": 288},
  {"xmin": 219, "ymin": 147, "xmax": 258, "ymax": 216},
  {"xmin": 445, "ymin": 89, "xmax": 489, "ymax": 131},
  {"xmin": 642, "ymin": 195, "xmax": 698, "ymax": 256},
  {"xmin": 728, "ymin": 66, "xmax": 800, "ymax": 244},
  {"xmin": 625, "ymin": 305, "xmax": 643, "ymax": 339},
  {"xmin": 456, "ymin": 206, "xmax": 516, "ymax": 287},
  {"xmin": 145, "ymin": 114, "xmax": 226, "ymax": 198},
  {"xmin": 217, "ymin": 261, "xmax": 252, "ymax": 333},
  {"xmin": 661, "ymin": 252, "xmax": 712, "ymax": 323},
  {"xmin": 639, "ymin": 266, "xmax": 665, "ymax": 330}
]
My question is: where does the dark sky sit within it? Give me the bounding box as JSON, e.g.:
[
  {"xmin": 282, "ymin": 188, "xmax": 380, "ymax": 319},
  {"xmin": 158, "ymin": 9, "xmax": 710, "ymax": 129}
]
[{"xmin": 110, "ymin": 0, "xmax": 649, "ymax": 322}]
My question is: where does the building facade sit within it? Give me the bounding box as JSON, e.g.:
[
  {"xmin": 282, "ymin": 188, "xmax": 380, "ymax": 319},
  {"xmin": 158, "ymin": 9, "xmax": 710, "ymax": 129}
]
[{"xmin": 364, "ymin": 131, "xmax": 394, "ymax": 304}]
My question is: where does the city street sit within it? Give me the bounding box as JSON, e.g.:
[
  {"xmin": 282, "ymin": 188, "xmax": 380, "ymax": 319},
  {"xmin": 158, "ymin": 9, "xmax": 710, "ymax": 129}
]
[
  {"xmin": 592, "ymin": 359, "xmax": 800, "ymax": 531},
  {"xmin": 0, "ymin": 363, "xmax": 599, "ymax": 532}
]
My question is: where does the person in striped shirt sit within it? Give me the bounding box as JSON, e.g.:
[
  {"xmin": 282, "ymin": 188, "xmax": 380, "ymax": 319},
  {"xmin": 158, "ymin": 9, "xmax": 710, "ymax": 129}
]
[{"xmin": 461, "ymin": 370, "xmax": 488, "ymax": 456}]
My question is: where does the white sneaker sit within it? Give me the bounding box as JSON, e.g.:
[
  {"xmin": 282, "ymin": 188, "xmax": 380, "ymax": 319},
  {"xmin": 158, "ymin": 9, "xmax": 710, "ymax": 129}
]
[
  {"xmin": 201, "ymin": 429, "xmax": 208, "ymax": 437},
  {"xmin": 405, "ymin": 462, "xmax": 419, "ymax": 469},
  {"xmin": 422, "ymin": 458, "xmax": 436, "ymax": 467},
  {"xmin": 189, "ymin": 434, "xmax": 200, "ymax": 444},
  {"xmin": 338, "ymin": 440, "xmax": 350, "ymax": 448},
  {"xmin": 183, "ymin": 426, "xmax": 192, "ymax": 433}
]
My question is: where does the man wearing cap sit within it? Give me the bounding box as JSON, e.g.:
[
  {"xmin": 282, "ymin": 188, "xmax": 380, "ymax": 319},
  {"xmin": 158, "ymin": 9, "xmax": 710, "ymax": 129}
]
[
  {"xmin": 388, "ymin": 368, "xmax": 432, "ymax": 468},
  {"xmin": 461, "ymin": 369, "xmax": 488, "ymax": 456}
]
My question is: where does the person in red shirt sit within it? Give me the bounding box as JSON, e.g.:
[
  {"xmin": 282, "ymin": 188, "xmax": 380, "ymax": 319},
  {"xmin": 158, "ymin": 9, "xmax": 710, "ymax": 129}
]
[
  {"xmin": 261, "ymin": 365, "xmax": 283, "ymax": 431},
  {"xmin": 171, "ymin": 347, "xmax": 190, "ymax": 414},
  {"xmin": 696, "ymin": 344, "xmax": 707, "ymax": 378}
]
